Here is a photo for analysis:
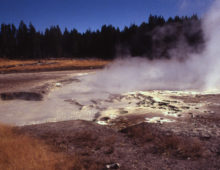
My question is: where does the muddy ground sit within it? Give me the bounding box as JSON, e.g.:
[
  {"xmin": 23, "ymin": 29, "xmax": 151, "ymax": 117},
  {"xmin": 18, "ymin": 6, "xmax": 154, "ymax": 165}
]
[
  {"xmin": 0, "ymin": 70, "xmax": 220, "ymax": 169},
  {"xmin": 0, "ymin": 70, "xmax": 94, "ymax": 93}
]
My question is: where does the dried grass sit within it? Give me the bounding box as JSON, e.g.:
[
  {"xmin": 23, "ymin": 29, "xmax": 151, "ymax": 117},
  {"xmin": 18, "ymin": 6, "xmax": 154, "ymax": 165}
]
[
  {"xmin": 121, "ymin": 123, "xmax": 204, "ymax": 159},
  {"xmin": 0, "ymin": 123, "xmax": 84, "ymax": 170},
  {"xmin": 121, "ymin": 124, "xmax": 154, "ymax": 143},
  {"xmin": 155, "ymin": 135, "xmax": 203, "ymax": 159},
  {"xmin": 0, "ymin": 58, "xmax": 109, "ymax": 72}
]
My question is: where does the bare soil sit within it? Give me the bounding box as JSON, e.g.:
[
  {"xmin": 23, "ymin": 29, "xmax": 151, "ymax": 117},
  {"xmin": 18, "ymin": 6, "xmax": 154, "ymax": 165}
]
[
  {"xmin": 0, "ymin": 69, "xmax": 93, "ymax": 94},
  {"xmin": 19, "ymin": 118, "xmax": 220, "ymax": 170}
]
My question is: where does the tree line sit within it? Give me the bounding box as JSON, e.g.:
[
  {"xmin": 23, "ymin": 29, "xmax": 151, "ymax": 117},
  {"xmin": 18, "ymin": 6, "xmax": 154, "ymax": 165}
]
[{"xmin": 0, "ymin": 15, "xmax": 204, "ymax": 60}]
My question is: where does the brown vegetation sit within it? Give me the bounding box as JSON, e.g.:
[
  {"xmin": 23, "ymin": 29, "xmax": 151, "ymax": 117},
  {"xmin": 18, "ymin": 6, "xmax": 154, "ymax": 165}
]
[
  {"xmin": 19, "ymin": 119, "xmax": 220, "ymax": 169},
  {"xmin": 155, "ymin": 136, "xmax": 203, "ymax": 159},
  {"xmin": 0, "ymin": 58, "xmax": 109, "ymax": 73},
  {"xmin": 0, "ymin": 123, "xmax": 84, "ymax": 170},
  {"xmin": 17, "ymin": 120, "xmax": 119, "ymax": 170},
  {"xmin": 120, "ymin": 123, "xmax": 204, "ymax": 159}
]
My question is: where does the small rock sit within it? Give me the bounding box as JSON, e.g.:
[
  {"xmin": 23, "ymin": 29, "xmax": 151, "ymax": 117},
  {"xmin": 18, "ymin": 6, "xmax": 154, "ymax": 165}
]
[
  {"xmin": 97, "ymin": 121, "xmax": 108, "ymax": 125},
  {"xmin": 106, "ymin": 163, "xmax": 120, "ymax": 169},
  {"xmin": 55, "ymin": 82, "xmax": 62, "ymax": 87}
]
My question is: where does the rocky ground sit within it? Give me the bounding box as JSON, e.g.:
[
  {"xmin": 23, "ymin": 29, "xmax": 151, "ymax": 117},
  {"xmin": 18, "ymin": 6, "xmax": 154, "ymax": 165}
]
[{"xmin": 1, "ymin": 70, "xmax": 220, "ymax": 169}]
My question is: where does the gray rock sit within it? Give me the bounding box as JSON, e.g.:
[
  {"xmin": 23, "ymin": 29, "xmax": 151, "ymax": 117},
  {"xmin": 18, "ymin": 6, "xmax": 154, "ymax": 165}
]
[{"xmin": 106, "ymin": 163, "xmax": 120, "ymax": 169}]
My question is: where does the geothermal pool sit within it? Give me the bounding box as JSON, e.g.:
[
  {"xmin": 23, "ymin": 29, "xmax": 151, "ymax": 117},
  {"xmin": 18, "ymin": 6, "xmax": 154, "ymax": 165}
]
[{"xmin": 0, "ymin": 70, "xmax": 214, "ymax": 126}]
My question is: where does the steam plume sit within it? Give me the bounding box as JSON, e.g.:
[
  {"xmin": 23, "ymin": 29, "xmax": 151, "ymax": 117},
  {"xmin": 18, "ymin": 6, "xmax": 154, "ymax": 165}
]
[{"xmin": 90, "ymin": 0, "xmax": 220, "ymax": 93}]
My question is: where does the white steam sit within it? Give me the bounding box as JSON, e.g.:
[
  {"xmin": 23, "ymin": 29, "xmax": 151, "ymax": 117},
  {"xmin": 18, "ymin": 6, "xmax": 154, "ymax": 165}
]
[
  {"xmin": 90, "ymin": 0, "xmax": 220, "ymax": 93},
  {"xmin": 202, "ymin": 0, "xmax": 220, "ymax": 89}
]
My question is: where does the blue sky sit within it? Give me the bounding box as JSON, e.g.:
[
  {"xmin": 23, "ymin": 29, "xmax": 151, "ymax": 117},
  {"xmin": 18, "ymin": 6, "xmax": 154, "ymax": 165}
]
[{"xmin": 0, "ymin": 0, "xmax": 214, "ymax": 33}]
